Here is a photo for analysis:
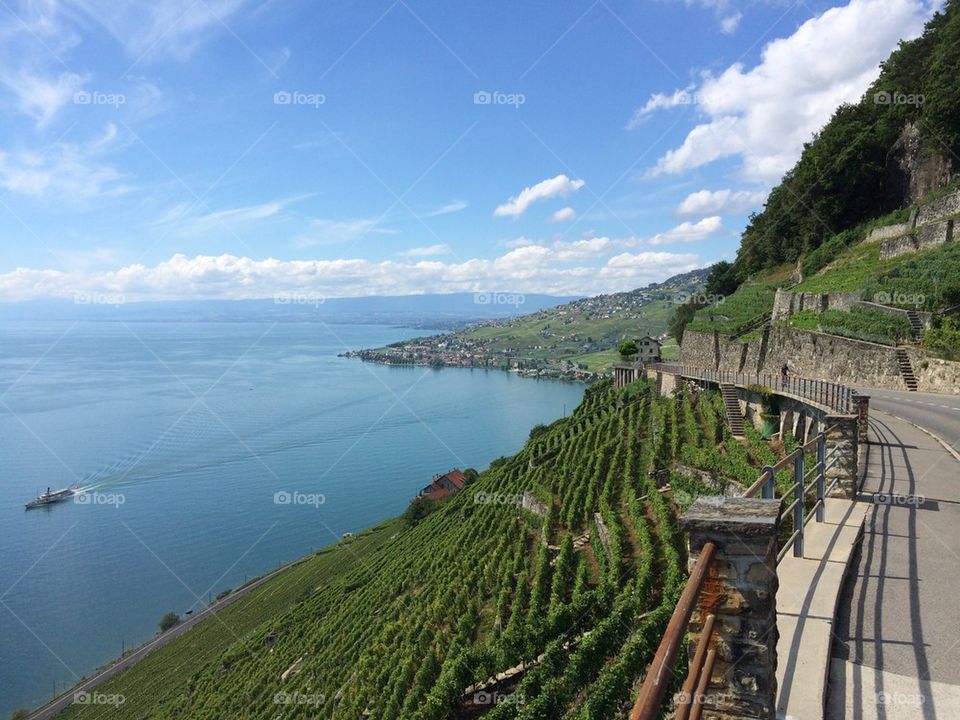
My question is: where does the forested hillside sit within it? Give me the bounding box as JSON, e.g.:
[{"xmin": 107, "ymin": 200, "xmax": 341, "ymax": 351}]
[{"xmin": 734, "ymin": 0, "xmax": 960, "ymax": 277}]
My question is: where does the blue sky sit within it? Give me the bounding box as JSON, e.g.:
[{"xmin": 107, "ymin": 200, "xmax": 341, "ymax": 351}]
[{"xmin": 0, "ymin": 0, "xmax": 941, "ymax": 300}]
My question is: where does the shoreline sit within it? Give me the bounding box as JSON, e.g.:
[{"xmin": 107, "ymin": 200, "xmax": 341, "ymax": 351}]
[
  {"xmin": 342, "ymin": 349, "xmax": 601, "ymax": 383},
  {"xmin": 22, "ymin": 551, "xmax": 316, "ymax": 720}
]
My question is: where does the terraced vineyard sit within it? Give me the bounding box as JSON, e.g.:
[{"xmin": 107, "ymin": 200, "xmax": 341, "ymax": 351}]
[{"xmin": 58, "ymin": 379, "xmax": 787, "ymax": 720}]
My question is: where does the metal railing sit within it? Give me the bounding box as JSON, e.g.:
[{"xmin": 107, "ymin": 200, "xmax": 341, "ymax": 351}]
[
  {"xmin": 631, "ymin": 430, "xmax": 841, "ymax": 720},
  {"xmin": 647, "ymin": 363, "xmax": 855, "ymax": 414}
]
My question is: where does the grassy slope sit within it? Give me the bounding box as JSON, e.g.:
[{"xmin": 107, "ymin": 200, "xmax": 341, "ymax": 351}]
[{"xmin": 460, "ymin": 300, "xmax": 676, "ymax": 360}]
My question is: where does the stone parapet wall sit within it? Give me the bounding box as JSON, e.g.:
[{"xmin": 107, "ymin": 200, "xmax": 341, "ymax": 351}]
[{"xmin": 682, "ymin": 497, "xmax": 782, "ymax": 720}]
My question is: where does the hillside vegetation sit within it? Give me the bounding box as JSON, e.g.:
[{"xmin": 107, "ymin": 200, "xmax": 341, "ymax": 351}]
[
  {"xmin": 56, "ymin": 379, "xmax": 794, "ymax": 720},
  {"xmin": 734, "ymin": 0, "xmax": 960, "ymax": 278},
  {"xmin": 671, "ymin": 3, "xmax": 960, "ymax": 356}
]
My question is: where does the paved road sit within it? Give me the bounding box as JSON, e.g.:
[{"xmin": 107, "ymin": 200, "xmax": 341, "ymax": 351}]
[
  {"xmin": 25, "ymin": 559, "xmax": 304, "ymax": 720},
  {"xmin": 856, "ymin": 387, "xmax": 960, "ymax": 455},
  {"xmin": 828, "ymin": 396, "xmax": 960, "ymax": 719}
]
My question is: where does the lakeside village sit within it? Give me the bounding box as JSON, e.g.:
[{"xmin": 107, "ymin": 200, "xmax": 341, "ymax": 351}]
[{"xmin": 345, "ymin": 328, "xmax": 665, "ymax": 382}]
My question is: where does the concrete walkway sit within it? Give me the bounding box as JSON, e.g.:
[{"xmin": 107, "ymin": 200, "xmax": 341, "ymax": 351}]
[{"xmin": 827, "ymin": 410, "xmax": 960, "ymax": 719}]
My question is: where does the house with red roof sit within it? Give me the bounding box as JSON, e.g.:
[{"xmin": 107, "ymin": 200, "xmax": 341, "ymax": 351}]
[{"xmin": 418, "ymin": 468, "xmax": 467, "ymax": 501}]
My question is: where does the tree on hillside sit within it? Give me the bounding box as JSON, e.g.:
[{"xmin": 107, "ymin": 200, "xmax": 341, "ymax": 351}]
[
  {"xmin": 402, "ymin": 496, "xmax": 440, "ymax": 528},
  {"xmin": 618, "ymin": 339, "xmax": 638, "ymax": 359},
  {"xmin": 668, "ymin": 300, "xmax": 701, "ymax": 344},
  {"xmin": 705, "ymin": 261, "xmax": 740, "ymax": 298},
  {"xmin": 159, "ymin": 612, "xmax": 181, "ymax": 633}
]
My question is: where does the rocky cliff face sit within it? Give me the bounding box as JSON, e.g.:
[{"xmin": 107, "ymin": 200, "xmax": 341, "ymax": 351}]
[{"xmin": 886, "ymin": 122, "xmax": 956, "ymax": 206}]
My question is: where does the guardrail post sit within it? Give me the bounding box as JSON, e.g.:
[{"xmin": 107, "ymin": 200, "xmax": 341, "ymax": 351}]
[
  {"xmin": 792, "ymin": 452, "xmax": 804, "ymax": 557},
  {"xmin": 852, "ymin": 394, "xmax": 870, "ymax": 444},
  {"xmin": 680, "ymin": 497, "xmax": 782, "ymax": 720},
  {"xmin": 825, "ymin": 415, "xmax": 859, "ymax": 499},
  {"xmin": 816, "ymin": 434, "xmax": 826, "ymax": 522},
  {"xmin": 760, "ymin": 465, "xmax": 775, "ymax": 499}
]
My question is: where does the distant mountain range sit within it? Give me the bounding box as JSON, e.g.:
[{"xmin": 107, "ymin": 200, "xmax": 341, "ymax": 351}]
[{"xmin": 0, "ymin": 293, "xmax": 581, "ymax": 328}]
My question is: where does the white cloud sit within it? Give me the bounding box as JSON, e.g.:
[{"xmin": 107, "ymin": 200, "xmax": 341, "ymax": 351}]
[
  {"xmin": 0, "ymin": 249, "xmax": 702, "ymax": 301},
  {"xmin": 626, "ymin": 87, "xmax": 698, "ymax": 129},
  {"xmin": 548, "ymin": 207, "xmax": 576, "ymax": 223},
  {"xmin": 0, "ymin": 70, "xmax": 85, "ymax": 128},
  {"xmin": 396, "ymin": 244, "xmax": 451, "ymax": 258},
  {"xmin": 676, "ymin": 189, "xmax": 767, "ymax": 216},
  {"xmin": 720, "ymin": 12, "xmax": 742, "ymax": 34},
  {"xmin": 503, "ymin": 237, "xmax": 536, "ymax": 249},
  {"xmin": 0, "ymin": 124, "xmax": 127, "ymax": 201},
  {"xmin": 156, "ymin": 195, "xmax": 309, "ymax": 236},
  {"xmin": 61, "ymin": 0, "xmax": 250, "ymax": 60},
  {"xmin": 494, "ymin": 174, "xmax": 585, "ymax": 218},
  {"xmin": 292, "ymin": 218, "xmax": 398, "ymax": 248},
  {"xmin": 423, "ymin": 200, "xmax": 468, "ymax": 217},
  {"xmin": 648, "ymin": 216, "xmax": 722, "ymax": 245},
  {"xmin": 641, "ymin": 0, "xmax": 933, "ymax": 182}
]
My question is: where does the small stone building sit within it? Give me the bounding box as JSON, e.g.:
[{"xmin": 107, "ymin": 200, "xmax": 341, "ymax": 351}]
[{"xmin": 635, "ymin": 336, "xmax": 662, "ymax": 363}]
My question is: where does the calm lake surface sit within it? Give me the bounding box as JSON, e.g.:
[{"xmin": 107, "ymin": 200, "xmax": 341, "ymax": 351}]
[{"xmin": 0, "ymin": 321, "xmax": 584, "ymax": 716}]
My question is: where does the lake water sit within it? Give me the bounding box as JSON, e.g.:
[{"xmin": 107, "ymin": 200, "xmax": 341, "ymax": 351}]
[{"xmin": 0, "ymin": 321, "xmax": 584, "ymax": 716}]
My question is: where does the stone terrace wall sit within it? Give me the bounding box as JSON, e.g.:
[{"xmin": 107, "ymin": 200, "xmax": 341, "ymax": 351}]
[
  {"xmin": 878, "ymin": 188, "xmax": 959, "ymax": 260},
  {"xmin": 866, "ymin": 221, "xmax": 914, "ymax": 242},
  {"xmin": 916, "ymin": 188, "xmax": 960, "ymax": 225},
  {"xmin": 680, "ymin": 321, "xmax": 960, "ymax": 393},
  {"xmin": 679, "ymin": 330, "xmax": 717, "ymax": 368},
  {"xmin": 772, "ymin": 289, "xmax": 861, "ymax": 321},
  {"xmin": 761, "ymin": 326, "xmax": 905, "ymax": 389},
  {"xmin": 907, "ymin": 352, "xmax": 960, "ymax": 395},
  {"xmin": 681, "ymin": 326, "xmax": 908, "ymax": 389}
]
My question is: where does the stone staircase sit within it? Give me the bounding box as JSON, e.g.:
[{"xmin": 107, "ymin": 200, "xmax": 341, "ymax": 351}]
[
  {"xmin": 896, "ymin": 348, "xmax": 918, "ymax": 391},
  {"xmin": 906, "ymin": 309, "xmax": 924, "ymax": 343},
  {"xmin": 720, "ymin": 383, "xmax": 745, "ymax": 437}
]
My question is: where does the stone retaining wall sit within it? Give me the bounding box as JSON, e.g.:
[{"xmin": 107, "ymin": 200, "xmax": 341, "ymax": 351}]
[
  {"xmin": 916, "ymin": 188, "xmax": 960, "ymax": 225},
  {"xmin": 906, "ymin": 352, "xmax": 960, "ymax": 395},
  {"xmin": 679, "ymin": 330, "xmax": 717, "ymax": 368},
  {"xmin": 917, "ymin": 219, "xmax": 954, "ymax": 250},
  {"xmin": 771, "ymin": 289, "xmax": 861, "ymax": 321},
  {"xmin": 681, "ymin": 321, "xmax": 960, "ymax": 394},
  {"xmin": 879, "ymin": 233, "xmax": 919, "ymax": 260},
  {"xmin": 866, "ymin": 221, "xmax": 913, "ymax": 242}
]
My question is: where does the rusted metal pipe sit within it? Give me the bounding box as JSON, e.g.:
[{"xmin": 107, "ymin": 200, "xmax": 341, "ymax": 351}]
[
  {"xmin": 674, "ymin": 613, "xmax": 716, "ymax": 720},
  {"xmin": 631, "ymin": 542, "xmax": 717, "ymax": 720},
  {"xmin": 689, "ymin": 647, "xmax": 717, "ymax": 720}
]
